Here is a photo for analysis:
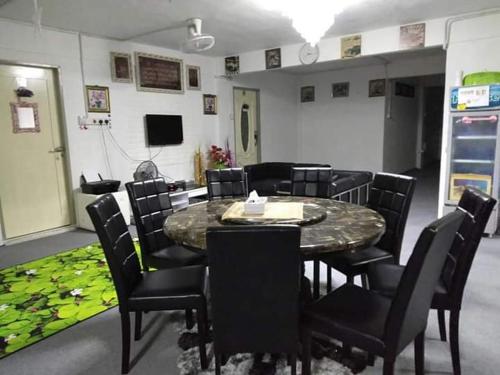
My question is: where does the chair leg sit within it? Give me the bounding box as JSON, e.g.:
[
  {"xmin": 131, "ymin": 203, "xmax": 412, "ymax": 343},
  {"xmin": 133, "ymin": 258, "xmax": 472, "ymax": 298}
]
[
  {"xmin": 438, "ymin": 309, "xmax": 447, "ymax": 342},
  {"xmin": 301, "ymin": 329, "xmax": 312, "ymax": 375},
  {"xmin": 289, "ymin": 352, "xmax": 297, "ymax": 375},
  {"xmin": 185, "ymin": 309, "xmax": 194, "ymax": 329},
  {"xmin": 450, "ymin": 309, "xmax": 461, "ymax": 375},
  {"xmin": 326, "ymin": 266, "xmax": 332, "ymax": 293},
  {"xmin": 120, "ymin": 312, "xmax": 131, "ymax": 374},
  {"xmin": 215, "ymin": 353, "xmax": 222, "ymax": 375},
  {"xmin": 196, "ymin": 305, "xmax": 208, "ymax": 370},
  {"xmin": 361, "ymin": 273, "xmax": 369, "ymax": 289},
  {"xmin": 415, "ymin": 330, "xmax": 425, "ymax": 375},
  {"xmin": 134, "ymin": 311, "xmax": 142, "ymax": 341},
  {"xmin": 313, "ymin": 260, "xmax": 320, "ymax": 299},
  {"xmin": 383, "ymin": 359, "xmax": 395, "ymax": 375}
]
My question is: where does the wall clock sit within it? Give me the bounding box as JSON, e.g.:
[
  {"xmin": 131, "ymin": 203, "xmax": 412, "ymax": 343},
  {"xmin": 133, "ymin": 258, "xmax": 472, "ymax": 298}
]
[{"xmin": 299, "ymin": 43, "xmax": 320, "ymax": 65}]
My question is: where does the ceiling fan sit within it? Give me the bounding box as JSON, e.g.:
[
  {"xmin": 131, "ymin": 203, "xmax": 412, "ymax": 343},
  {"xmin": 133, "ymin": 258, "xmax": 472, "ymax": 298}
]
[{"xmin": 126, "ymin": 18, "xmax": 215, "ymax": 53}]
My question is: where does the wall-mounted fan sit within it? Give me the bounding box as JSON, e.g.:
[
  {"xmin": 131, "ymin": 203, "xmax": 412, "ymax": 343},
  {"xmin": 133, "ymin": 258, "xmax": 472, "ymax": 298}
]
[{"xmin": 126, "ymin": 18, "xmax": 215, "ymax": 53}]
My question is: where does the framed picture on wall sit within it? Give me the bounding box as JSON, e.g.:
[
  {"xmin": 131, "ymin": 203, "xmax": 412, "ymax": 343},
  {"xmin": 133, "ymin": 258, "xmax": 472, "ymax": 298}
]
[
  {"xmin": 300, "ymin": 86, "xmax": 315, "ymax": 103},
  {"xmin": 186, "ymin": 65, "xmax": 201, "ymax": 90},
  {"xmin": 400, "ymin": 23, "xmax": 426, "ymax": 50},
  {"xmin": 369, "ymin": 79, "xmax": 386, "ymax": 97},
  {"xmin": 265, "ymin": 48, "xmax": 281, "ymax": 69},
  {"xmin": 10, "ymin": 102, "xmax": 41, "ymax": 133},
  {"xmin": 203, "ymin": 94, "xmax": 217, "ymax": 115},
  {"xmin": 135, "ymin": 52, "xmax": 184, "ymax": 94},
  {"xmin": 110, "ymin": 52, "xmax": 133, "ymax": 83},
  {"xmin": 341, "ymin": 35, "xmax": 362, "ymax": 59},
  {"xmin": 85, "ymin": 85, "xmax": 111, "ymax": 112},
  {"xmin": 332, "ymin": 82, "xmax": 350, "ymax": 98},
  {"xmin": 225, "ymin": 56, "xmax": 240, "ymax": 75}
]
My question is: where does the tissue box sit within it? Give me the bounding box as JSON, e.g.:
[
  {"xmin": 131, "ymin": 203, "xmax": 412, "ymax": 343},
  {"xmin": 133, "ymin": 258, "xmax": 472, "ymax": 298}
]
[{"xmin": 244, "ymin": 196, "xmax": 268, "ymax": 214}]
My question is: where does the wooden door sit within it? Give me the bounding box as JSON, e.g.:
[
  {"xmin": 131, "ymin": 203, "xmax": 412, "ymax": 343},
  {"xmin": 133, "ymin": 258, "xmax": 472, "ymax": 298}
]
[
  {"xmin": 233, "ymin": 88, "xmax": 260, "ymax": 166},
  {"xmin": 0, "ymin": 64, "xmax": 71, "ymax": 239}
]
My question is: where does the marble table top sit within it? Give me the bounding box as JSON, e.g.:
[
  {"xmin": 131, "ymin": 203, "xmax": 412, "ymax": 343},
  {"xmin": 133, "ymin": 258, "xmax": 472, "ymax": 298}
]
[{"xmin": 164, "ymin": 196, "xmax": 386, "ymax": 256}]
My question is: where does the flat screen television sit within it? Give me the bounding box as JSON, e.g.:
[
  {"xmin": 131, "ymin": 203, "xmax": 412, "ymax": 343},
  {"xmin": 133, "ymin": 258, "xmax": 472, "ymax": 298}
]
[{"xmin": 145, "ymin": 114, "xmax": 183, "ymax": 146}]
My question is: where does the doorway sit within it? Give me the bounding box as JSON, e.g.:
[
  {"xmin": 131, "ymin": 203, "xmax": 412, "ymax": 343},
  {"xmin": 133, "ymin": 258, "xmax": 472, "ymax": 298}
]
[
  {"xmin": 420, "ymin": 86, "xmax": 444, "ymax": 167},
  {"xmin": 233, "ymin": 87, "xmax": 261, "ymax": 167},
  {"xmin": 0, "ymin": 63, "xmax": 72, "ymax": 240}
]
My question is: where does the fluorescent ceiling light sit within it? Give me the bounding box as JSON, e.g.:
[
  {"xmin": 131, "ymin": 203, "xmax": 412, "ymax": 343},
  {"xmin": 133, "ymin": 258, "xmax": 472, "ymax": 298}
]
[{"xmin": 252, "ymin": 0, "xmax": 362, "ymax": 46}]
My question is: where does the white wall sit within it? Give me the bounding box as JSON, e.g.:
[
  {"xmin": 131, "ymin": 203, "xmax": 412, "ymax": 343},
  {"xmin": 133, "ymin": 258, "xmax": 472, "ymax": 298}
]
[
  {"xmin": 216, "ymin": 71, "xmax": 299, "ymax": 163},
  {"xmin": 0, "ymin": 19, "xmax": 219, "ymax": 190},
  {"xmin": 296, "ymin": 65, "xmax": 387, "ymax": 171},
  {"xmin": 81, "ymin": 36, "xmax": 218, "ymax": 185},
  {"xmin": 383, "ymin": 78, "xmax": 419, "ymax": 173},
  {"xmin": 439, "ymin": 12, "xmax": 500, "ymax": 216},
  {"xmin": 296, "ymin": 54, "xmax": 445, "ymax": 173}
]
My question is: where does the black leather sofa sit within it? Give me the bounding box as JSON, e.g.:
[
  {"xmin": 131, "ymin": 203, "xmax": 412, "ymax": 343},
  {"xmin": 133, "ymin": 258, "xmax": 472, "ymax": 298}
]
[{"xmin": 244, "ymin": 162, "xmax": 373, "ymax": 204}]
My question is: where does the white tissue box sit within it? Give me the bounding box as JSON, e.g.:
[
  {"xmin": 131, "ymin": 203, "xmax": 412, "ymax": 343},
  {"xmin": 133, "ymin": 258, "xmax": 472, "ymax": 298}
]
[{"xmin": 244, "ymin": 196, "xmax": 268, "ymax": 214}]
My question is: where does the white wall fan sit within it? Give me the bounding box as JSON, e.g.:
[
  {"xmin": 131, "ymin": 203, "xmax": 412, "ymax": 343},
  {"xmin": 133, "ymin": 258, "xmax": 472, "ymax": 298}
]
[{"xmin": 126, "ymin": 17, "xmax": 215, "ymax": 53}]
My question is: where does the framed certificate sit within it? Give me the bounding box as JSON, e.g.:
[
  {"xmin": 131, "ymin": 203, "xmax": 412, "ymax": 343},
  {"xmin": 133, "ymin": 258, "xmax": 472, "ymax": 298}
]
[{"xmin": 135, "ymin": 52, "xmax": 184, "ymax": 94}]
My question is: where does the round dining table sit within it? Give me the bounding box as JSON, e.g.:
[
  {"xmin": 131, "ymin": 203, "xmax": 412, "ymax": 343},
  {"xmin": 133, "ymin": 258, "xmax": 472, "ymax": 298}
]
[{"xmin": 164, "ymin": 196, "xmax": 385, "ymax": 257}]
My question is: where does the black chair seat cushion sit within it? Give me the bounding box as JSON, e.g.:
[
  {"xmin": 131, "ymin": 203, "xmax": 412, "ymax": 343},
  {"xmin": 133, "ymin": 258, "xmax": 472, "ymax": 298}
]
[
  {"xmin": 323, "ymin": 246, "xmax": 394, "ymax": 276},
  {"xmin": 128, "ymin": 265, "xmax": 206, "ymax": 311},
  {"xmin": 303, "ymin": 284, "xmax": 391, "ymax": 355},
  {"xmin": 146, "ymin": 245, "xmax": 206, "ymax": 269},
  {"xmin": 368, "ymin": 263, "xmax": 451, "ymax": 309}
]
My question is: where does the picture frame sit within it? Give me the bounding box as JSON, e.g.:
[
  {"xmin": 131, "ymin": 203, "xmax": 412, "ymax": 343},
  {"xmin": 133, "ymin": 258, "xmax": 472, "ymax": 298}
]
[
  {"xmin": 186, "ymin": 65, "xmax": 201, "ymax": 90},
  {"xmin": 203, "ymin": 94, "xmax": 217, "ymax": 115},
  {"xmin": 265, "ymin": 48, "xmax": 281, "ymax": 69},
  {"xmin": 135, "ymin": 52, "xmax": 184, "ymax": 94},
  {"xmin": 300, "ymin": 86, "xmax": 315, "ymax": 103},
  {"xmin": 400, "ymin": 23, "xmax": 426, "ymax": 50},
  {"xmin": 341, "ymin": 35, "xmax": 362, "ymax": 59},
  {"xmin": 225, "ymin": 56, "xmax": 240, "ymax": 75},
  {"xmin": 395, "ymin": 82, "xmax": 415, "ymax": 98},
  {"xmin": 449, "ymin": 173, "xmax": 492, "ymax": 201},
  {"xmin": 85, "ymin": 85, "xmax": 111, "ymax": 113},
  {"xmin": 110, "ymin": 52, "xmax": 133, "ymax": 83},
  {"xmin": 369, "ymin": 79, "xmax": 386, "ymax": 97},
  {"xmin": 332, "ymin": 82, "xmax": 350, "ymax": 98},
  {"xmin": 10, "ymin": 101, "xmax": 40, "ymax": 133}
]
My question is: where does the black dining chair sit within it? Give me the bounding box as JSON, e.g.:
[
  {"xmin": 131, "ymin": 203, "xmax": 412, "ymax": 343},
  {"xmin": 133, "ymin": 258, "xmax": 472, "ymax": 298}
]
[
  {"xmin": 301, "ymin": 210, "xmax": 465, "ymax": 375},
  {"xmin": 321, "ymin": 173, "xmax": 416, "ymax": 292},
  {"xmin": 125, "ymin": 178, "xmax": 205, "ymax": 271},
  {"xmin": 206, "ymin": 168, "xmax": 248, "ymax": 200},
  {"xmin": 290, "ymin": 167, "xmax": 335, "ymax": 299},
  {"xmin": 86, "ymin": 194, "xmax": 208, "ymax": 374},
  {"xmin": 206, "ymin": 225, "xmax": 301, "ymax": 375},
  {"xmin": 368, "ymin": 188, "xmax": 496, "ymax": 375}
]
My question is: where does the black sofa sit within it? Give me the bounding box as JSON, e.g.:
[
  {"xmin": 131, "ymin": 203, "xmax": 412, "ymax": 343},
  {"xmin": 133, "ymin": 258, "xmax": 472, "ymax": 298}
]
[{"xmin": 244, "ymin": 162, "xmax": 373, "ymax": 205}]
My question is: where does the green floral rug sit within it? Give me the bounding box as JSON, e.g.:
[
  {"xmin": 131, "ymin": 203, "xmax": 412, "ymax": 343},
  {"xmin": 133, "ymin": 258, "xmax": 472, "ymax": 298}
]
[{"xmin": 0, "ymin": 242, "xmax": 131, "ymax": 359}]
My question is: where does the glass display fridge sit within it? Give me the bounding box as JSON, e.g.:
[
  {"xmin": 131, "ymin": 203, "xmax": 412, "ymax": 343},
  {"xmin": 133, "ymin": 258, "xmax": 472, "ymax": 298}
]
[{"xmin": 444, "ymin": 85, "xmax": 500, "ymax": 235}]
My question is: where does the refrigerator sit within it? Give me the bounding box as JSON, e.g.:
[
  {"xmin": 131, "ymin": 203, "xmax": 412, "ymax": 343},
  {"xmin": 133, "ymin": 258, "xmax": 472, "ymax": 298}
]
[{"xmin": 443, "ymin": 84, "xmax": 500, "ymax": 235}]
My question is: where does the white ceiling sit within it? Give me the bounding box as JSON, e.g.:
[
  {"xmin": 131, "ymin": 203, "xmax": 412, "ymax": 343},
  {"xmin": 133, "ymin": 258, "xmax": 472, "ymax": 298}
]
[{"xmin": 1, "ymin": 0, "xmax": 499, "ymax": 56}]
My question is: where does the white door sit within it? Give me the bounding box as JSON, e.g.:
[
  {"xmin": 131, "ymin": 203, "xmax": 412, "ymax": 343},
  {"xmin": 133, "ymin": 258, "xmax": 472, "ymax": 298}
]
[
  {"xmin": 0, "ymin": 64, "xmax": 71, "ymax": 239},
  {"xmin": 233, "ymin": 88, "xmax": 260, "ymax": 166}
]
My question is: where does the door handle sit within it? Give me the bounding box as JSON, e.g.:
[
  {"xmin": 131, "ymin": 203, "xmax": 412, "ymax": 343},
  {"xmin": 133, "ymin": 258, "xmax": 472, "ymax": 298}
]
[{"xmin": 49, "ymin": 146, "xmax": 65, "ymax": 153}]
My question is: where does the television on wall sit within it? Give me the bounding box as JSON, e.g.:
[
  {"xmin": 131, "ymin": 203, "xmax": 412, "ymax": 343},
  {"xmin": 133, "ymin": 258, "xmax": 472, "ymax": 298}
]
[{"xmin": 145, "ymin": 114, "xmax": 183, "ymax": 146}]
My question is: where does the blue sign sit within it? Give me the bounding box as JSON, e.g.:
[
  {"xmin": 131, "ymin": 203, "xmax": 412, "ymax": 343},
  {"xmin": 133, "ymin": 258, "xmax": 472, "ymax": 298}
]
[{"xmin": 451, "ymin": 85, "xmax": 500, "ymax": 111}]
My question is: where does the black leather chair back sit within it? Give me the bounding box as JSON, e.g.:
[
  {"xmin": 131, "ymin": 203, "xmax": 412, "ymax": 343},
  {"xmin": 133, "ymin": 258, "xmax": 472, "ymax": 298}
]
[
  {"xmin": 291, "ymin": 167, "xmax": 334, "ymax": 198},
  {"xmin": 206, "ymin": 225, "xmax": 301, "ymax": 354},
  {"xmin": 125, "ymin": 178, "xmax": 174, "ymax": 263},
  {"xmin": 86, "ymin": 194, "xmax": 142, "ymax": 308},
  {"xmin": 384, "ymin": 210, "xmax": 464, "ymax": 355},
  {"xmin": 206, "ymin": 168, "xmax": 248, "ymax": 200},
  {"xmin": 368, "ymin": 173, "xmax": 416, "ymax": 263},
  {"xmin": 443, "ymin": 188, "xmax": 496, "ymax": 308}
]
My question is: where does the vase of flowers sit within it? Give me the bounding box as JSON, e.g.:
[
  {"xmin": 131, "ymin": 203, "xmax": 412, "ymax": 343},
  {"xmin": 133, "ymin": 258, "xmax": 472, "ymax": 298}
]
[{"xmin": 209, "ymin": 144, "xmax": 232, "ymax": 169}]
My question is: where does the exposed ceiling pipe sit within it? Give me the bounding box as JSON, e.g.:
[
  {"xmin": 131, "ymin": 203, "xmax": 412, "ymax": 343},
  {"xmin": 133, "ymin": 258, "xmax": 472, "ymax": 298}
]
[{"xmin": 444, "ymin": 8, "xmax": 500, "ymax": 50}]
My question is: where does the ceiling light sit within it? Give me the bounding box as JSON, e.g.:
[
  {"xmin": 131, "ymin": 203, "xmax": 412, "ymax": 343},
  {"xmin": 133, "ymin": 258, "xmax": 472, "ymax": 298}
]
[{"xmin": 252, "ymin": 0, "xmax": 362, "ymax": 46}]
